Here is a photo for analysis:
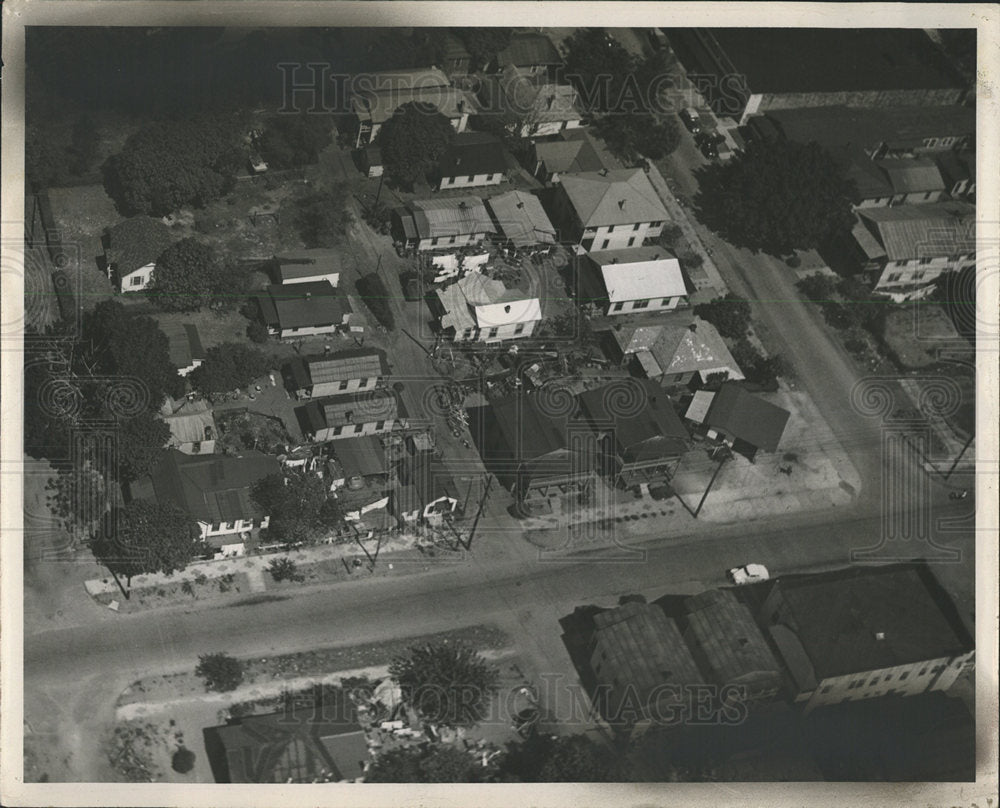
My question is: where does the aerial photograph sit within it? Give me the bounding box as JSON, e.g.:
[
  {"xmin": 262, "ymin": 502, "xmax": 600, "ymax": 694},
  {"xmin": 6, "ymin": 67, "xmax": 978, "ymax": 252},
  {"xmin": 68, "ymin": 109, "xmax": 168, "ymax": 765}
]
[{"xmin": 11, "ymin": 21, "xmax": 986, "ymax": 794}]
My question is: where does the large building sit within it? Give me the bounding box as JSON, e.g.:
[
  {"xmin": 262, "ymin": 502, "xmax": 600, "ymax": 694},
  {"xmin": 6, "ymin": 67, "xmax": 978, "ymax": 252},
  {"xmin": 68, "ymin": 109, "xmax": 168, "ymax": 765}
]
[
  {"xmin": 668, "ymin": 28, "xmax": 968, "ymax": 124},
  {"xmin": 757, "ymin": 564, "xmax": 974, "ymax": 714}
]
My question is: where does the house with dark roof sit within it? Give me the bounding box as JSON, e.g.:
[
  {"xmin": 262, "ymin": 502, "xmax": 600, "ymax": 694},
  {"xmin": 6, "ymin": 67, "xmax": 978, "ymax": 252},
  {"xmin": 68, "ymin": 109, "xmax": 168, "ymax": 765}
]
[
  {"xmin": 756, "ymin": 563, "xmax": 975, "ymax": 714},
  {"xmin": 324, "ymin": 435, "xmax": 388, "ymax": 490},
  {"xmin": 549, "ymin": 168, "xmax": 669, "ymax": 251},
  {"xmin": 257, "ymin": 281, "xmax": 356, "ymax": 339},
  {"xmin": 486, "ymin": 190, "xmax": 558, "ymax": 250},
  {"xmin": 589, "ymin": 600, "xmax": 705, "ymax": 730},
  {"xmin": 668, "ymin": 29, "xmax": 968, "ymax": 124},
  {"xmin": 103, "ymin": 216, "xmax": 174, "ymax": 293},
  {"xmin": 472, "ymin": 392, "xmax": 597, "ymax": 502},
  {"xmin": 934, "ymin": 150, "xmax": 975, "ymax": 199},
  {"xmin": 681, "ymin": 589, "xmax": 784, "ymax": 703},
  {"xmin": 270, "ymin": 249, "xmax": 344, "ymax": 287},
  {"xmin": 532, "ymin": 130, "xmax": 610, "ymax": 184},
  {"xmin": 583, "ymin": 246, "xmax": 688, "ymax": 316},
  {"xmin": 854, "ymin": 200, "xmax": 976, "ymax": 301},
  {"xmin": 203, "ymin": 697, "xmax": 367, "ymax": 783},
  {"xmin": 391, "ymin": 196, "xmax": 497, "ymax": 252},
  {"xmin": 390, "ymin": 453, "xmax": 461, "ymax": 525},
  {"xmin": 284, "ymin": 349, "xmax": 387, "ymax": 399},
  {"xmin": 490, "ymin": 32, "xmax": 562, "ymax": 76},
  {"xmin": 437, "ymin": 132, "xmax": 508, "ymax": 190},
  {"xmin": 576, "ymin": 379, "xmax": 689, "ymax": 488},
  {"xmin": 612, "ymin": 314, "xmax": 744, "ymax": 390},
  {"xmin": 158, "ymin": 322, "xmax": 205, "ymax": 376},
  {"xmin": 130, "ymin": 449, "xmax": 280, "ymax": 554},
  {"xmin": 684, "ymin": 381, "xmax": 790, "ymax": 461},
  {"xmin": 297, "ymin": 389, "xmax": 402, "ymax": 442}
]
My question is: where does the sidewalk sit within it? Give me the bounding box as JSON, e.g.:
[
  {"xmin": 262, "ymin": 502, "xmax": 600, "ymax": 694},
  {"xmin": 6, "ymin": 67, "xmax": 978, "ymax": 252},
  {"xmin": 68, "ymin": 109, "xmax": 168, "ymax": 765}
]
[{"xmin": 898, "ymin": 378, "xmax": 976, "ymax": 477}]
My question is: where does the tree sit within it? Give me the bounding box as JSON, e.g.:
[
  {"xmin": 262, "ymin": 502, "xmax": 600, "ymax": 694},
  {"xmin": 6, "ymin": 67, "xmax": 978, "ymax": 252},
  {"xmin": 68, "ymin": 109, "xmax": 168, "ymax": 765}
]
[
  {"xmin": 189, "ymin": 343, "xmax": 269, "ymax": 396},
  {"xmin": 593, "ymin": 113, "xmax": 680, "ymax": 163},
  {"xmin": 694, "ymin": 139, "xmax": 857, "ymax": 255},
  {"xmin": 796, "ymin": 273, "xmax": 838, "ymax": 302},
  {"xmin": 457, "ymin": 28, "xmax": 514, "ymax": 70},
  {"xmin": 147, "ymin": 238, "xmax": 218, "ymax": 312},
  {"xmin": 257, "ymin": 112, "xmax": 333, "ymax": 169},
  {"xmin": 113, "ymin": 413, "xmax": 171, "ymax": 483},
  {"xmin": 365, "ymin": 744, "xmax": 483, "ymax": 783},
  {"xmin": 693, "ymin": 294, "xmax": 752, "ymax": 340},
  {"xmin": 562, "ymin": 28, "xmax": 637, "ymax": 114},
  {"xmin": 171, "ymin": 747, "xmax": 196, "ymax": 774},
  {"xmin": 67, "ymin": 114, "xmax": 101, "ymax": 176},
  {"xmin": 195, "ymin": 652, "xmax": 244, "ymax": 692},
  {"xmin": 355, "ymin": 273, "xmax": 395, "ymax": 330},
  {"xmin": 389, "ymin": 642, "xmax": 499, "ymax": 728},
  {"xmin": 103, "ymin": 116, "xmax": 243, "ymax": 216},
  {"xmin": 251, "ymin": 471, "xmax": 343, "ymax": 545},
  {"xmin": 284, "ymin": 188, "xmax": 354, "ymax": 248},
  {"xmin": 267, "ymin": 557, "xmax": 305, "ymax": 583},
  {"xmin": 47, "ymin": 463, "xmax": 108, "ymax": 543},
  {"xmin": 91, "ymin": 499, "xmax": 200, "ymax": 579},
  {"xmin": 731, "ymin": 339, "xmax": 789, "ymax": 388},
  {"xmin": 379, "ymin": 102, "xmax": 455, "ymax": 189},
  {"xmin": 26, "ymin": 125, "xmax": 69, "ymax": 188},
  {"xmin": 498, "ymin": 733, "xmax": 615, "ymax": 782}
]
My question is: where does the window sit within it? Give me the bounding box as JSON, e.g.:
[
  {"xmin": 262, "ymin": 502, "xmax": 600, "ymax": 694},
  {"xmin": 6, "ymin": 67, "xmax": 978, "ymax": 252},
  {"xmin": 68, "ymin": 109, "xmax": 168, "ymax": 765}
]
[
  {"xmin": 211, "ymin": 523, "xmax": 221, "ymax": 533},
  {"xmin": 919, "ymin": 667, "xmax": 928, "ymax": 676},
  {"xmin": 130, "ymin": 275, "xmax": 143, "ymax": 286},
  {"xmin": 608, "ymin": 225, "xmax": 615, "ymax": 233},
  {"xmin": 333, "ymin": 426, "xmax": 343, "ymax": 435},
  {"xmin": 358, "ymin": 378, "xmax": 368, "ymax": 387},
  {"xmin": 633, "ymin": 223, "xmax": 641, "ymax": 231},
  {"xmin": 431, "ymin": 238, "xmax": 439, "ymax": 246},
  {"xmin": 468, "ymin": 174, "xmax": 476, "ymax": 182},
  {"xmin": 919, "ymin": 257, "xmax": 932, "ymax": 265},
  {"xmin": 899, "ymin": 671, "xmax": 908, "ymax": 680},
  {"xmin": 354, "ymin": 424, "xmax": 364, "ymax": 434},
  {"xmin": 627, "ymin": 237, "xmax": 636, "ymax": 247},
  {"xmin": 224, "ymin": 522, "xmax": 234, "ymax": 531},
  {"xmin": 513, "ymin": 322, "xmax": 526, "ymax": 335},
  {"xmin": 923, "ymin": 191, "xmax": 933, "ymax": 200},
  {"xmin": 449, "ymin": 236, "xmax": 456, "ymax": 245},
  {"xmin": 600, "ymin": 240, "xmax": 610, "ymax": 249},
  {"xmin": 375, "ymin": 420, "xmax": 385, "ymax": 430},
  {"xmin": 887, "ymin": 273, "xmax": 903, "ymax": 282},
  {"xmin": 821, "ymin": 686, "xmax": 832, "ymax": 694},
  {"xmin": 488, "ymin": 327, "xmax": 499, "ymax": 338},
  {"xmin": 931, "ymin": 665, "xmax": 944, "ymax": 674},
  {"xmin": 612, "ymin": 302, "xmax": 625, "ymax": 312},
  {"xmin": 633, "ymin": 299, "xmax": 650, "ymax": 310},
  {"xmin": 650, "ymin": 220, "xmax": 663, "ymax": 227},
  {"xmin": 339, "ymin": 380, "xmax": 350, "ymax": 391},
  {"xmin": 662, "ymin": 298, "xmax": 673, "ymax": 306}
]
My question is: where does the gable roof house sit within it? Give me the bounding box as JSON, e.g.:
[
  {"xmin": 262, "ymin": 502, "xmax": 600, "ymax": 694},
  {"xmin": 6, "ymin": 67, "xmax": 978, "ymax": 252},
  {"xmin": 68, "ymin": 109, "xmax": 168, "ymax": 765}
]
[
  {"xmin": 550, "ymin": 168, "xmax": 669, "ymax": 251},
  {"xmin": 270, "ymin": 249, "xmax": 344, "ymax": 287},
  {"xmin": 576, "ymin": 379, "xmax": 689, "ymax": 489},
  {"xmin": 685, "ymin": 381, "xmax": 790, "ymax": 461},
  {"xmin": 158, "ymin": 322, "xmax": 206, "ymax": 377},
  {"xmin": 160, "ymin": 398, "xmax": 216, "ymax": 456},
  {"xmin": 391, "ymin": 196, "xmax": 497, "ymax": 253},
  {"xmin": 257, "ymin": 281, "xmax": 356, "ymax": 339},
  {"xmin": 437, "ymin": 132, "xmax": 508, "ymax": 190},
  {"xmin": 613, "ymin": 315, "xmax": 744, "ymax": 390},
  {"xmin": 854, "ymin": 200, "xmax": 976, "ymax": 302},
  {"xmin": 130, "ymin": 449, "xmax": 281, "ymax": 553},
  {"xmin": 479, "ymin": 66, "xmax": 585, "ymax": 139},
  {"xmin": 486, "ymin": 190, "xmax": 558, "ymax": 251},
  {"xmin": 297, "ymin": 389, "xmax": 402, "ymax": 442},
  {"xmin": 490, "ymin": 32, "xmax": 562, "ymax": 76},
  {"xmin": 756, "ymin": 563, "xmax": 975, "ymax": 714},
  {"xmin": 203, "ymin": 698, "xmax": 367, "ymax": 783},
  {"xmin": 583, "ymin": 246, "xmax": 688, "ymax": 316},
  {"xmin": 434, "ymin": 271, "xmax": 542, "ymax": 343},
  {"xmin": 103, "ymin": 216, "xmax": 174, "ymax": 293},
  {"xmin": 349, "ymin": 67, "xmax": 479, "ymax": 147},
  {"xmin": 285, "ymin": 349, "xmax": 387, "ymax": 399},
  {"xmin": 323, "ymin": 435, "xmax": 388, "ymax": 491},
  {"xmin": 532, "ymin": 129, "xmax": 611, "ymax": 184},
  {"xmin": 589, "ymin": 600, "xmax": 706, "ymax": 732}
]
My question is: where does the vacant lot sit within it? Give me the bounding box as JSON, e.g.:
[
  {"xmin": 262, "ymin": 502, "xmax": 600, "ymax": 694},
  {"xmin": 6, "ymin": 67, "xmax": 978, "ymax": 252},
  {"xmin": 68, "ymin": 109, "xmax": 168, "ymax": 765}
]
[{"xmin": 883, "ymin": 303, "xmax": 971, "ymax": 369}]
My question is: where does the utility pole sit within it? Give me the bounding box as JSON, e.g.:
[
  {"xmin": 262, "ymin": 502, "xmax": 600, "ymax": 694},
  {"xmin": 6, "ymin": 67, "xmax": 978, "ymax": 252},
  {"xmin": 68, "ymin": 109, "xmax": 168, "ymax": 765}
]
[
  {"xmin": 694, "ymin": 450, "xmax": 730, "ymax": 518},
  {"xmin": 462, "ymin": 474, "xmax": 493, "ymax": 551},
  {"xmin": 944, "ymin": 431, "xmax": 975, "ymax": 481},
  {"xmin": 374, "ymin": 171, "xmax": 385, "ymax": 208}
]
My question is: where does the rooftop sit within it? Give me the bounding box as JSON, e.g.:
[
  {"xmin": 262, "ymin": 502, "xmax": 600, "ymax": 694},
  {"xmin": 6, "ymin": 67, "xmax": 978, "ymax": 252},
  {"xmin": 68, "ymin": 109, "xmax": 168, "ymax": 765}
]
[
  {"xmin": 397, "ymin": 453, "xmax": 459, "ymax": 508},
  {"xmin": 588, "ymin": 246, "xmax": 686, "ymax": 302},
  {"xmin": 105, "ymin": 216, "xmax": 174, "ymax": 277},
  {"xmin": 138, "ymin": 449, "xmax": 280, "ymax": 525},
  {"xmin": 858, "ymin": 200, "xmax": 975, "ymax": 261},
  {"xmin": 533, "ymin": 136, "xmax": 607, "ymax": 175},
  {"xmin": 617, "ymin": 315, "xmax": 744, "ymax": 382},
  {"xmin": 437, "ymin": 272, "xmax": 541, "ymax": 334},
  {"xmin": 559, "ymin": 169, "xmax": 669, "ymax": 229},
  {"xmin": 259, "ymin": 281, "xmax": 352, "ymax": 330},
  {"xmin": 272, "ymin": 249, "xmax": 346, "ymax": 283},
  {"xmin": 286, "ymin": 349, "xmax": 387, "ymax": 389},
  {"xmin": 350, "ymin": 66, "xmax": 451, "ymax": 93},
  {"xmin": 495, "ymin": 32, "xmax": 562, "ymax": 69},
  {"xmin": 438, "ymin": 132, "xmax": 508, "ymax": 179},
  {"xmin": 158, "ymin": 322, "xmax": 205, "ymax": 370},
  {"xmin": 351, "ymin": 85, "xmax": 479, "ymax": 125},
  {"xmin": 329, "ymin": 435, "xmax": 387, "ymax": 478},
  {"xmin": 408, "ymin": 196, "xmax": 496, "ymax": 239},
  {"xmin": 877, "ymin": 157, "xmax": 946, "ymax": 195},
  {"xmin": 770, "ymin": 564, "xmax": 974, "ymax": 680},
  {"xmin": 703, "ymin": 382, "xmax": 790, "ymax": 453},
  {"xmin": 493, "ymin": 66, "xmax": 583, "ymax": 123},
  {"xmin": 486, "ymin": 190, "xmax": 558, "ymax": 247},
  {"xmin": 576, "ymin": 379, "xmax": 688, "ymax": 460},
  {"xmin": 299, "ymin": 390, "xmax": 400, "ymax": 432},
  {"xmin": 162, "ymin": 405, "xmax": 216, "ymax": 447}
]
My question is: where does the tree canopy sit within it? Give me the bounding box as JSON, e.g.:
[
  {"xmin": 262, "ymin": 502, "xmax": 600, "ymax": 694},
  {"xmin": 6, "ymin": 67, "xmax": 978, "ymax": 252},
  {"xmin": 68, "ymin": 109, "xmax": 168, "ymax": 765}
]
[
  {"xmin": 694, "ymin": 139, "xmax": 857, "ymax": 255},
  {"xmin": 692, "ymin": 294, "xmax": 753, "ymax": 340},
  {"xmin": 457, "ymin": 28, "xmax": 514, "ymax": 70},
  {"xmin": 103, "ymin": 116, "xmax": 244, "ymax": 216},
  {"xmin": 389, "ymin": 642, "xmax": 499, "ymax": 728},
  {"xmin": 593, "ymin": 113, "xmax": 680, "ymax": 163},
  {"xmin": 365, "ymin": 744, "xmax": 484, "ymax": 783},
  {"xmin": 92, "ymin": 499, "xmax": 200, "ymax": 578},
  {"xmin": 498, "ymin": 733, "xmax": 616, "ymax": 782},
  {"xmin": 282, "ymin": 187, "xmax": 354, "ymax": 248},
  {"xmin": 115, "ymin": 413, "xmax": 171, "ymax": 483},
  {"xmin": 379, "ymin": 102, "xmax": 455, "ymax": 189},
  {"xmin": 189, "ymin": 343, "xmax": 269, "ymax": 396},
  {"xmin": 251, "ymin": 470, "xmax": 343, "ymax": 545},
  {"xmin": 258, "ymin": 113, "xmax": 333, "ymax": 169},
  {"xmin": 147, "ymin": 238, "xmax": 219, "ymax": 312},
  {"xmin": 562, "ymin": 28, "xmax": 637, "ymax": 114},
  {"xmin": 195, "ymin": 652, "xmax": 245, "ymax": 692}
]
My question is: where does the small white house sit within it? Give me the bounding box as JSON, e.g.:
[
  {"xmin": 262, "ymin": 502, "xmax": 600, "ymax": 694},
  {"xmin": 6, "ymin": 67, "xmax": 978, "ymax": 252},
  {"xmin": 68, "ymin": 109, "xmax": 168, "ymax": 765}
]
[
  {"xmin": 436, "ymin": 272, "xmax": 541, "ymax": 343},
  {"xmin": 104, "ymin": 216, "xmax": 175, "ymax": 293},
  {"xmin": 272, "ymin": 249, "xmax": 343, "ymax": 287},
  {"xmin": 437, "ymin": 132, "xmax": 508, "ymax": 190},
  {"xmin": 585, "ymin": 246, "xmax": 688, "ymax": 316}
]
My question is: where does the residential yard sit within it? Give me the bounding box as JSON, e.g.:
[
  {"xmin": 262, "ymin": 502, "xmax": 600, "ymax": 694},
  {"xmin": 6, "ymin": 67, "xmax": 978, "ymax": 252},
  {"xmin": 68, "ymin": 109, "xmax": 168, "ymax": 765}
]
[{"xmin": 882, "ymin": 303, "xmax": 972, "ymax": 370}]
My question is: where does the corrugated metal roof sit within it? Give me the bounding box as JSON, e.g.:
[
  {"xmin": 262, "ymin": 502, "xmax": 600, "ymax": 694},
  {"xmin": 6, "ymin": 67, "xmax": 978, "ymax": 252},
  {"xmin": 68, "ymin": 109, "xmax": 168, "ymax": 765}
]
[
  {"xmin": 487, "ymin": 190, "xmax": 557, "ymax": 247},
  {"xmin": 496, "ymin": 32, "xmax": 561, "ymax": 68},
  {"xmin": 316, "ymin": 390, "xmax": 398, "ymax": 428},
  {"xmin": 263, "ymin": 281, "xmax": 351, "ymax": 330},
  {"xmin": 877, "ymin": 157, "xmax": 946, "ymax": 194},
  {"xmin": 303, "ymin": 350, "xmax": 386, "ymax": 385},
  {"xmin": 331, "ymin": 435, "xmax": 387, "ymax": 477},
  {"xmin": 410, "ymin": 196, "xmax": 496, "ymax": 239},
  {"xmin": 859, "ymin": 200, "xmax": 975, "ymax": 261}
]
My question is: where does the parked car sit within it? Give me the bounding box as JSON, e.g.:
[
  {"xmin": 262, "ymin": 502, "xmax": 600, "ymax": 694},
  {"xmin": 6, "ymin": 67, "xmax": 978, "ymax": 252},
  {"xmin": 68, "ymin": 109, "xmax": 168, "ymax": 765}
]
[
  {"xmin": 679, "ymin": 108, "xmax": 702, "ymax": 134},
  {"xmin": 728, "ymin": 563, "xmax": 770, "ymax": 585},
  {"xmin": 248, "ymin": 151, "xmax": 269, "ymax": 174},
  {"xmin": 695, "ymin": 131, "xmax": 721, "ymax": 159}
]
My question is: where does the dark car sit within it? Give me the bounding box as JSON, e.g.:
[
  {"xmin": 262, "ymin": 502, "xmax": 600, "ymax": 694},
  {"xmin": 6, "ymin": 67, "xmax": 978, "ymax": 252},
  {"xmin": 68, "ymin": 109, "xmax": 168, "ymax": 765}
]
[
  {"xmin": 696, "ymin": 131, "xmax": 720, "ymax": 159},
  {"xmin": 679, "ymin": 107, "xmax": 702, "ymax": 134}
]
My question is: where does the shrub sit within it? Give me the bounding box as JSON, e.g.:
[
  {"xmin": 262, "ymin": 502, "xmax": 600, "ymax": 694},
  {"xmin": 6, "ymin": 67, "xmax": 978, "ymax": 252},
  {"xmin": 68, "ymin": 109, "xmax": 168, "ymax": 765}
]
[
  {"xmin": 796, "ymin": 273, "xmax": 837, "ymax": 302},
  {"xmin": 693, "ymin": 294, "xmax": 752, "ymax": 340},
  {"xmin": 785, "ymin": 254, "xmax": 801, "ymax": 268},
  {"xmin": 267, "ymin": 557, "xmax": 305, "ymax": 583},
  {"xmin": 195, "ymin": 652, "xmax": 244, "ymax": 692},
  {"xmin": 246, "ymin": 320, "xmax": 269, "ymax": 343},
  {"xmin": 172, "ymin": 747, "xmax": 196, "ymax": 774}
]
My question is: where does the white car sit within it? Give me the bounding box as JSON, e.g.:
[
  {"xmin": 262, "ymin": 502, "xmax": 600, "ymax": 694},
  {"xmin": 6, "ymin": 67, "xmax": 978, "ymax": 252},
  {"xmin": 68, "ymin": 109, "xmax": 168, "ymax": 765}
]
[{"xmin": 727, "ymin": 564, "xmax": 770, "ymax": 585}]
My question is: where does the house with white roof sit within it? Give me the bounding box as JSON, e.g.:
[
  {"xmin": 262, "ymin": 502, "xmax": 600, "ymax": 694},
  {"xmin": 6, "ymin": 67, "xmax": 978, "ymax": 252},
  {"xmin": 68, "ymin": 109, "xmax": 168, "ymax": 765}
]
[
  {"xmin": 391, "ymin": 196, "xmax": 497, "ymax": 252},
  {"xmin": 435, "ymin": 272, "xmax": 541, "ymax": 343},
  {"xmin": 549, "ymin": 168, "xmax": 670, "ymax": 251},
  {"xmin": 270, "ymin": 249, "xmax": 343, "ymax": 287},
  {"xmin": 583, "ymin": 246, "xmax": 688, "ymax": 316},
  {"xmin": 613, "ymin": 314, "xmax": 744, "ymax": 390}
]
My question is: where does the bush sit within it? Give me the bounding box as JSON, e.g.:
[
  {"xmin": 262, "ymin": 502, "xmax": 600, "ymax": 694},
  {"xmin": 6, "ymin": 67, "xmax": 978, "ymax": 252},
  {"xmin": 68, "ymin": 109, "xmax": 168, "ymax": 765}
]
[
  {"xmin": 785, "ymin": 254, "xmax": 801, "ymax": 268},
  {"xmin": 267, "ymin": 557, "xmax": 305, "ymax": 583},
  {"xmin": 195, "ymin": 652, "xmax": 244, "ymax": 692},
  {"xmin": 680, "ymin": 251, "xmax": 703, "ymax": 270},
  {"xmin": 172, "ymin": 747, "xmax": 196, "ymax": 774},
  {"xmin": 355, "ymin": 273, "xmax": 395, "ymax": 330},
  {"xmin": 693, "ymin": 294, "xmax": 752, "ymax": 340},
  {"xmin": 796, "ymin": 273, "xmax": 837, "ymax": 302},
  {"xmin": 246, "ymin": 320, "xmax": 269, "ymax": 343}
]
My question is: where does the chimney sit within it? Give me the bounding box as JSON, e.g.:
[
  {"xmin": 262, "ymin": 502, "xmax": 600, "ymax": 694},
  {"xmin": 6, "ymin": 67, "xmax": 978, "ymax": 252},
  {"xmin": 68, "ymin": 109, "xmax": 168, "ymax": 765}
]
[
  {"xmin": 516, "ymin": 202, "xmax": 525, "ymax": 209},
  {"xmin": 618, "ymin": 199, "xmax": 626, "ymax": 210},
  {"xmin": 458, "ymin": 99, "xmax": 465, "ymax": 113},
  {"xmin": 305, "ymin": 292, "xmax": 312, "ymax": 299},
  {"xmin": 875, "ymin": 631, "xmax": 886, "ymax": 641},
  {"xmin": 689, "ymin": 322, "xmax": 697, "ymax": 332},
  {"xmin": 504, "ymin": 305, "xmax": 511, "ymax": 313},
  {"xmin": 455, "ymin": 156, "xmax": 462, "ymax": 167}
]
